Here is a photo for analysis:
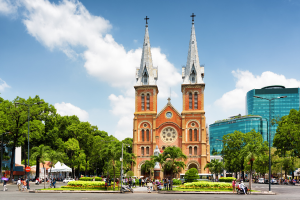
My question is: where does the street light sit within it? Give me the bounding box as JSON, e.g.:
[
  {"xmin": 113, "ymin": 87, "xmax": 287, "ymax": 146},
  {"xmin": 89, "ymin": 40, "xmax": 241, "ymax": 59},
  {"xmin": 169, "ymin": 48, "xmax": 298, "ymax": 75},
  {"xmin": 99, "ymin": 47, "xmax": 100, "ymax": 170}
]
[
  {"xmin": 253, "ymin": 95, "xmax": 287, "ymax": 192},
  {"xmin": 15, "ymin": 101, "xmax": 43, "ymax": 189},
  {"xmin": 0, "ymin": 132, "xmax": 9, "ymax": 183},
  {"xmin": 120, "ymin": 143, "xmax": 130, "ymax": 190}
]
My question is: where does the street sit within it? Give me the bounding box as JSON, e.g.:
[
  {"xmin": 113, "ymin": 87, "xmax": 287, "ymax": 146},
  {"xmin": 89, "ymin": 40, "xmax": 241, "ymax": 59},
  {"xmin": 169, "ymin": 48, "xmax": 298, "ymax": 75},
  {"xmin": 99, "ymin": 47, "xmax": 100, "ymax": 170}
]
[{"xmin": 0, "ymin": 182, "xmax": 299, "ymax": 199}]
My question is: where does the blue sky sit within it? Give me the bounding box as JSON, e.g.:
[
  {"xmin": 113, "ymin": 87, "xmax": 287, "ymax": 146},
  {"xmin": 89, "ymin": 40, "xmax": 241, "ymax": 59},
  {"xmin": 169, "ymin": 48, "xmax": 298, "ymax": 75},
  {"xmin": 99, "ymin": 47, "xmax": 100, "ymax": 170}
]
[{"xmin": 1, "ymin": 0, "xmax": 300, "ymax": 140}]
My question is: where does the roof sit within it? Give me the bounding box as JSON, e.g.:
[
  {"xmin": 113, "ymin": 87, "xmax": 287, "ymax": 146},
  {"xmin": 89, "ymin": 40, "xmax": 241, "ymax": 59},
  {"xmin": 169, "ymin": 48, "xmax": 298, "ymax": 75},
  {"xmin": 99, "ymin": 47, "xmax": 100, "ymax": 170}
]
[
  {"xmin": 261, "ymin": 85, "xmax": 285, "ymax": 89},
  {"xmin": 157, "ymin": 99, "xmax": 181, "ymax": 118}
]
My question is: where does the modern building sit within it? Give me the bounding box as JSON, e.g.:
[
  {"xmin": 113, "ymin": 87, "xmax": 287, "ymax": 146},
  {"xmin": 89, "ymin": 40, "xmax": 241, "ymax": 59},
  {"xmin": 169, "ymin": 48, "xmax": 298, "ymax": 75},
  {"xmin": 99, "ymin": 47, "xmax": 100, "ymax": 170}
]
[
  {"xmin": 132, "ymin": 17, "xmax": 210, "ymax": 178},
  {"xmin": 209, "ymin": 115, "xmax": 267, "ymax": 155},
  {"xmin": 246, "ymin": 85, "xmax": 300, "ymax": 145}
]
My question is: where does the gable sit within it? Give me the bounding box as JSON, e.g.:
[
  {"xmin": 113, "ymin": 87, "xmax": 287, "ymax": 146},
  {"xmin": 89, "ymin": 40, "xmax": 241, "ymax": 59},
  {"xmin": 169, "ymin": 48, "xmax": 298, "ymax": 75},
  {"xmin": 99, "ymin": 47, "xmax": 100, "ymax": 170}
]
[{"xmin": 156, "ymin": 103, "xmax": 182, "ymax": 128}]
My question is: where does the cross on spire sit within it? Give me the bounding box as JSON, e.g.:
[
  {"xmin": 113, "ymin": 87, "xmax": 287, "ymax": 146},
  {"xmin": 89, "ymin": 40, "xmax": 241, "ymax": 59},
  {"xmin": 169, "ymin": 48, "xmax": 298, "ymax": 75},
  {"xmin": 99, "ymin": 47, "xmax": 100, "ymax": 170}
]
[
  {"xmin": 190, "ymin": 13, "xmax": 196, "ymax": 23},
  {"xmin": 144, "ymin": 16, "xmax": 149, "ymax": 25}
]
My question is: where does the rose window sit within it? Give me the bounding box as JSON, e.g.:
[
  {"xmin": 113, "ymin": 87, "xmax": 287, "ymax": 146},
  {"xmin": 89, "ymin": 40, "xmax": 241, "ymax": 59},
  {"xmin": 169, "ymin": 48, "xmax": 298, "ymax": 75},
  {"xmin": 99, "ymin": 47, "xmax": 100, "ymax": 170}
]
[{"xmin": 161, "ymin": 127, "xmax": 177, "ymax": 143}]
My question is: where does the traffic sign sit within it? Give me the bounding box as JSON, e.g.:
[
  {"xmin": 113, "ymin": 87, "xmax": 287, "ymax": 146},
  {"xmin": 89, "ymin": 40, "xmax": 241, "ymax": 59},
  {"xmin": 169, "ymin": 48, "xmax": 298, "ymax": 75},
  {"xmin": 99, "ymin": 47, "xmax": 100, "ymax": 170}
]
[{"xmin": 25, "ymin": 167, "xmax": 31, "ymax": 172}]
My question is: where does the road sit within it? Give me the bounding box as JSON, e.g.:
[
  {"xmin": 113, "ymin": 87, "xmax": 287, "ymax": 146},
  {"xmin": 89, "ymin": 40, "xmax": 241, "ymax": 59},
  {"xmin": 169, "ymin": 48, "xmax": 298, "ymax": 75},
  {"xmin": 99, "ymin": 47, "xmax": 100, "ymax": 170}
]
[{"xmin": 0, "ymin": 182, "xmax": 299, "ymax": 200}]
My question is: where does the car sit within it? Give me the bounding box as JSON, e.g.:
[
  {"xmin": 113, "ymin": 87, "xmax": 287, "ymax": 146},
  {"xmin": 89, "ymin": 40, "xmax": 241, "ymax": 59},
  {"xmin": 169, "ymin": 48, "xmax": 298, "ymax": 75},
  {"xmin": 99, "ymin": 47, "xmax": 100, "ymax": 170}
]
[
  {"xmin": 63, "ymin": 178, "xmax": 75, "ymax": 183},
  {"xmin": 271, "ymin": 178, "xmax": 278, "ymax": 184},
  {"xmin": 258, "ymin": 178, "xmax": 265, "ymax": 184}
]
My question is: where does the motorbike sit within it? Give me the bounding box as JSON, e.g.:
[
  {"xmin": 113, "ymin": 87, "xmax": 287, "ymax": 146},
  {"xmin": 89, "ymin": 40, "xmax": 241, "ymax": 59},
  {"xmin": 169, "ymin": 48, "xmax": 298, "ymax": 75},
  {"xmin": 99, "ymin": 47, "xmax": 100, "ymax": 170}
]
[
  {"xmin": 35, "ymin": 180, "xmax": 40, "ymax": 185},
  {"xmin": 121, "ymin": 185, "xmax": 133, "ymax": 193},
  {"xmin": 236, "ymin": 186, "xmax": 249, "ymax": 194}
]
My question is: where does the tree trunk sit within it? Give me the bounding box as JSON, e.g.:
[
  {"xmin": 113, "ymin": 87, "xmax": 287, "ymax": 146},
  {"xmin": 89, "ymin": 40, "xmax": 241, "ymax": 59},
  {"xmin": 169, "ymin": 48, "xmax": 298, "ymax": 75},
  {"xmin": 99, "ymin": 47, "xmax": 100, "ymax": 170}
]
[
  {"xmin": 9, "ymin": 142, "xmax": 16, "ymax": 183},
  {"xmin": 43, "ymin": 164, "xmax": 46, "ymax": 189},
  {"xmin": 36, "ymin": 156, "xmax": 40, "ymax": 178},
  {"xmin": 78, "ymin": 164, "xmax": 80, "ymax": 178},
  {"xmin": 113, "ymin": 166, "xmax": 115, "ymax": 190},
  {"xmin": 249, "ymin": 161, "xmax": 253, "ymax": 191},
  {"xmin": 85, "ymin": 158, "xmax": 88, "ymax": 176}
]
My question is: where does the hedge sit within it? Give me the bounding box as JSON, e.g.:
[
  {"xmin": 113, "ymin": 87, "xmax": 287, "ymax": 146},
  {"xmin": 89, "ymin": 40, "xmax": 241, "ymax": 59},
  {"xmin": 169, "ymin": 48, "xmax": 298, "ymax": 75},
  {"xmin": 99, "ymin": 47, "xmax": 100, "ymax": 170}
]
[
  {"xmin": 64, "ymin": 181, "xmax": 117, "ymax": 189},
  {"xmin": 172, "ymin": 179, "xmax": 182, "ymax": 185},
  {"xmin": 218, "ymin": 177, "xmax": 236, "ymax": 182},
  {"xmin": 79, "ymin": 177, "xmax": 103, "ymax": 181},
  {"xmin": 178, "ymin": 181, "xmax": 232, "ymax": 190}
]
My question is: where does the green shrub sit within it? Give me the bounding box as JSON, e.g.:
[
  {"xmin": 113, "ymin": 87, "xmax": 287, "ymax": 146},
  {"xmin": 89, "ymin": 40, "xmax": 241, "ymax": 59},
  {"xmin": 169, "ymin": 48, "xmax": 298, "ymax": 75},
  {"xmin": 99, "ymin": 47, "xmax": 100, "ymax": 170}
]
[
  {"xmin": 178, "ymin": 181, "xmax": 232, "ymax": 190},
  {"xmin": 135, "ymin": 179, "xmax": 139, "ymax": 185},
  {"xmin": 172, "ymin": 179, "xmax": 182, "ymax": 185},
  {"xmin": 218, "ymin": 177, "xmax": 236, "ymax": 182},
  {"xmin": 95, "ymin": 177, "xmax": 102, "ymax": 181},
  {"xmin": 79, "ymin": 177, "xmax": 92, "ymax": 181},
  {"xmin": 66, "ymin": 181, "xmax": 117, "ymax": 189},
  {"xmin": 184, "ymin": 168, "xmax": 199, "ymax": 182}
]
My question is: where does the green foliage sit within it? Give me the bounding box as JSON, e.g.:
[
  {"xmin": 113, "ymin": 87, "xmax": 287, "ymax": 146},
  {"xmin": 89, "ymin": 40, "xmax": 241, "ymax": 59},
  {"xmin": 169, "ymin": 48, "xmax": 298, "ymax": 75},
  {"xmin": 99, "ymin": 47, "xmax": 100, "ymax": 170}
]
[
  {"xmin": 95, "ymin": 177, "xmax": 102, "ymax": 181},
  {"xmin": 172, "ymin": 179, "xmax": 182, "ymax": 185},
  {"xmin": 79, "ymin": 177, "xmax": 93, "ymax": 181},
  {"xmin": 126, "ymin": 171, "xmax": 134, "ymax": 177},
  {"xmin": 184, "ymin": 168, "xmax": 199, "ymax": 182},
  {"xmin": 178, "ymin": 181, "xmax": 232, "ymax": 190},
  {"xmin": 204, "ymin": 159, "xmax": 224, "ymax": 178},
  {"xmin": 218, "ymin": 177, "xmax": 236, "ymax": 182}
]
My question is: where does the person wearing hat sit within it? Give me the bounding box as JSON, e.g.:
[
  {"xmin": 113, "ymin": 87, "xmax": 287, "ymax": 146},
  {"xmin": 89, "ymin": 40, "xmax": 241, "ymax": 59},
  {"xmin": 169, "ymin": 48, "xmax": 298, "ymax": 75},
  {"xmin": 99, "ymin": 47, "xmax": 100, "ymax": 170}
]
[{"xmin": 240, "ymin": 181, "xmax": 246, "ymax": 195}]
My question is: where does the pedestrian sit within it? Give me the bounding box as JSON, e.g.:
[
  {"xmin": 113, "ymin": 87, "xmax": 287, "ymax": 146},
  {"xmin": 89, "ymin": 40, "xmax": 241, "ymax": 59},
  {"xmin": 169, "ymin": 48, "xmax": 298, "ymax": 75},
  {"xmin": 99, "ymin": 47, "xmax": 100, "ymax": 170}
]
[
  {"xmin": 232, "ymin": 179, "xmax": 236, "ymax": 193},
  {"xmin": 164, "ymin": 178, "xmax": 167, "ymax": 190},
  {"xmin": 129, "ymin": 177, "xmax": 132, "ymax": 188},
  {"xmin": 132, "ymin": 177, "xmax": 136, "ymax": 187},
  {"xmin": 53, "ymin": 178, "xmax": 56, "ymax": 188},
  {"xmin": 139, "ymin": 178, "xmax": 141, "ymax": 187},
  {"xmin": 17, "ymin": 178, "xmax": 21, "ymax": 191},
  {"xmin": 22, "ymin": 179, "xmax": 27, "ymax": 191},
  {"xmin": 142, "ymin": 178, "xmax": 145, "ymax": 187},
  {"xmin": 3, "ymin": 179, "xmax": 7, "ymax": 191}
]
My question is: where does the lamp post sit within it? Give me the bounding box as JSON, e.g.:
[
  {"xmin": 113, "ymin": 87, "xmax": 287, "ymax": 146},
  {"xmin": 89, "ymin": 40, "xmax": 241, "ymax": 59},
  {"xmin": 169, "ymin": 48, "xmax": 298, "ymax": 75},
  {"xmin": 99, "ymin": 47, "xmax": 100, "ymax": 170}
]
[
  {"xmin": 253, "ymin": 95, "xmax": 287, "ymax": 192},
  {"xmin": 120, "ymin": 143, "xmax": 130, "ymax": 191},
  {"xmin": 15, "ymin": 101, "xmax": 43, "ymax": 189},
  {"xmin": 0, "ymin": 132, "xmax": 9, "ymax": 183}
]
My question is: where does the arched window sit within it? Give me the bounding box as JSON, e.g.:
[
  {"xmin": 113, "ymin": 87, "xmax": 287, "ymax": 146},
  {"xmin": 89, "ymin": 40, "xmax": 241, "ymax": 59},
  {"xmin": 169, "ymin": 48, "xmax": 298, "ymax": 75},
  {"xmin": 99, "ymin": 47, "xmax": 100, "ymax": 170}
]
[
  {"xmin": 189, "ymin": 93, "xmax": 192, "ymax": 109},
  {"xmin": 194, "ymin": 146, "xmax": 197, "ymax": 155},
  {"xmin": 146, "ymin": 94, "xmax": 150, "ymax": 110},
  {"xmin": 190, "ymin": 69, "xmax": 196, "ymax": 83},
  {"xmin": 194, "ymin": 129, "xmax": 197, "ymax": 141},
  {"xmin": 189, "ymin": 129, "xmax": 192, "ymax": 141},
  {"xmin": 146, "ymin": 147, "xmax": 149, "ymax": 155},
  {"xmin": 146, "ymin": 130, "xmax": 149, "ymax": 141},
  {"xmin": 141, "ymin": 94, "xmax": 145, "ymax": 110},
  {"xmin": 142, "ymin": 130, "xmax": 145, "ymax": 141},
  {"xmin": 143, "ymin": 71, "xmax": 148, "ymax": 85},
  {"xmin": 162, "ymin": 146, "xmax": 165, "ymax": 150},
  {"xmin": 189, "ymin": 146, "xmax": 192, "ymax": 155},
  {"xmin": 141, "ymin": 147, "xmax": 144, "ymax": 155},
  {"xmin": 194, "ymin": 93, "xmax": 198, "ymax": 109}
]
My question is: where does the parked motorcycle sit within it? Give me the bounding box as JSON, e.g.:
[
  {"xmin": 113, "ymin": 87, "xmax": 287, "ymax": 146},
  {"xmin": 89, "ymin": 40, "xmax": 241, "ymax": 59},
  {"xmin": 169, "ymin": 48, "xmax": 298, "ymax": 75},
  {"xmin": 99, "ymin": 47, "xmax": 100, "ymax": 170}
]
[
  {"xmin": 236, "ymin": 186, "xmax": 249, "ymax": 194},
  {"xmin": 121, "ymin": 185, "xmax": 133, "ymax": 193},
  {"xmin": 35, "ymin": 180, "xmax": 39, "ymax": 185}
]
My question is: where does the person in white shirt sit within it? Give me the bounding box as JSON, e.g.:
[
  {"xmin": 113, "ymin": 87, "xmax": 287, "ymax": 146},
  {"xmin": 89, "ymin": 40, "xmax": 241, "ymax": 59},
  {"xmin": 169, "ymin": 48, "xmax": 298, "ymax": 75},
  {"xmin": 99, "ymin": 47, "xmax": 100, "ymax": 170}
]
[
  {"xmin": 240, "ymin": 181, "xmax": 246, "ymax": 194},
  {"xmin": 17, "ymin": 178, "xmax": 21, "ymax": 191}
]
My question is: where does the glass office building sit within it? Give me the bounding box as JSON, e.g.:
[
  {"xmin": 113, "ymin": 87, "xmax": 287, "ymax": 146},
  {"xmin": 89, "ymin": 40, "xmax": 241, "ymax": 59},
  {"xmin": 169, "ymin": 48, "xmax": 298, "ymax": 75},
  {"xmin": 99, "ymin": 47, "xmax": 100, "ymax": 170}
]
[
  {"xmin": 246, "ymin": 85, "xmax": 300, "ymax": 145},
  {"xmin": 209, "ymin": 116, "xmax": 267, "ymax": 155}
]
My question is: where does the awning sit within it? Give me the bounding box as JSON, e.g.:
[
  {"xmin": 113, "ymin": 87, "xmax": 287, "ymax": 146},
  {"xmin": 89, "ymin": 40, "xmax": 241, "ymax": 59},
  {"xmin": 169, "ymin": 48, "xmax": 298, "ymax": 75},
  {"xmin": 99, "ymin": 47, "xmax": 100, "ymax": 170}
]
[{"xmin": 47, "ymin": 162, "xmax": 72, "ymax": 173}]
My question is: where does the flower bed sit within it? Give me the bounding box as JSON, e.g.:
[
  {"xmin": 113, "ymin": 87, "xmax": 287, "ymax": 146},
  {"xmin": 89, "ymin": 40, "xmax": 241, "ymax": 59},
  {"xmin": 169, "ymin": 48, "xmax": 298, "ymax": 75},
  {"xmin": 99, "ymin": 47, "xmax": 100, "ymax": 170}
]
[
  {"xmin": 61, "ymin": 181, "xmax": 116, "ymax": 190},
  {"xmin": 178, "ymin": 181, "xmax": 232, "ymax": 191},
  {"xmin": 218, "ymin": 177, "xmax": 236, "ymax": 182}
]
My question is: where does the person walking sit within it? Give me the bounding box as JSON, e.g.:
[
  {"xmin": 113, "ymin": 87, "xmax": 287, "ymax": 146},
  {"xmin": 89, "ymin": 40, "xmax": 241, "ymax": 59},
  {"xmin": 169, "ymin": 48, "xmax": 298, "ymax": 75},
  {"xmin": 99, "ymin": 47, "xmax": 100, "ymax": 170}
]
[
  {"xmin": 3, "ymin": 179, "xmax": 7, "ymax": 191},
  {"xmin": 164, "ymin": 178, "xmax": 167, "ymax": 190},
  {"xmin": 53, "ymin": 178, "xmax": 56, "ymax": 188},
  {"xmin": 17, "ymin": 178, "xmax": 21, "ymax": 191},
  {"xmin": 232, "ymin": 179, "xmax": 236, "ymax": 193},
  {"xmin": 142, "ymin": 178, "xmax": 145, "ymax": 187},
  {"xmin": 22, "ymin": 179, "xmax": 27, "ymax": 191},
  {"xmin": 139, "ymin": 178, "xmax": 141, "ymax": 187}
]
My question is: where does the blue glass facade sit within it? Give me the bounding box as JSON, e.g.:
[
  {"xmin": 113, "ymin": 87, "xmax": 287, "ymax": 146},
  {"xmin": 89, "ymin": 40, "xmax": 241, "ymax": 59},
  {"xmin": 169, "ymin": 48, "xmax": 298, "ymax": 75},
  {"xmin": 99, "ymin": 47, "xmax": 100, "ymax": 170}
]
[
  {"xmin": 209, "ymin": 116, "xmax": 267, "ymax": 155},
  {"xmin": 246, "ymin": 86, "xmax": 300, "ymax": 145}
]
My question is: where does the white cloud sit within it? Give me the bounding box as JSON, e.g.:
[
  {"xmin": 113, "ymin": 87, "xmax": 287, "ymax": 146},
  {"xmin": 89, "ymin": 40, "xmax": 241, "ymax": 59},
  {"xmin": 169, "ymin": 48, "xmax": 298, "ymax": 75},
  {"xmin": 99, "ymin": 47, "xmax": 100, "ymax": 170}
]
[
  {"xmin": 0, "ymin": 78, "xmax": 10, "ymax": 92},
  {"xmin": 19, "ymin": 0, "xmax": 182, "ymax": 140},
  {"xmin": 0, "ymin": 0, "xmax": 18, "ymax": 15},
  {"xmin": 215, "ymin": 70, "xmax": 300, "ymax": 111},
  {"xmin": 54, "ymin": 102, "xmax": 89, "ymax": 121}
]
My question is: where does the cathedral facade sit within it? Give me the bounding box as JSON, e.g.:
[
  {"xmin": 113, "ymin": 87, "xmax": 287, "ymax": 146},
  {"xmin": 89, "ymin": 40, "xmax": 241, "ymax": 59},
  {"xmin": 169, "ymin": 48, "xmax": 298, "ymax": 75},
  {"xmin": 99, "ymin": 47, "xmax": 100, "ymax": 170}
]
[{"xmin": 132, "ymin": 18, "xmax": 210, "ymax": 178}]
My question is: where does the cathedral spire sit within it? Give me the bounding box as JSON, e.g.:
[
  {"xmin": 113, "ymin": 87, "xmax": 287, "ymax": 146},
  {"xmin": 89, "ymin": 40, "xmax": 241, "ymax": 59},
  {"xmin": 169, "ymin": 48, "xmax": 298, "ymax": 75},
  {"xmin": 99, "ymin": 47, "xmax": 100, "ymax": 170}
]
[
  {"xmin": 182, "ymin": 14, "xmax": 204, "ymax": 84},
  {"xmin": 135, "ymin": 17, "xmax": 158, "ymax": 86}
]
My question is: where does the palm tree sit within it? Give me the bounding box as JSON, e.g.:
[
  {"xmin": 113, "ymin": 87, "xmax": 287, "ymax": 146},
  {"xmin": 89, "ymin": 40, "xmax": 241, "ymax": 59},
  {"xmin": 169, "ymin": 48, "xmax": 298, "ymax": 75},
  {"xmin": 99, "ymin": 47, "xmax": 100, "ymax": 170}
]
[
  {"xmin": 159, "ymin": 147, "xmax": 187, "ymax": 179},
  {"xmin": 141, "ymin": 157, "xmax": 156, "ymax": 180},
  {"xmin": 48, "ymin": 150, "xmax": 64, "ymax": 179},
  {"xmin": 31, "ymin": 145, "xmax": 51, "ymax": 189},
  {"xmin": 204, "ymin": 159, "xmax": 224, "ymax": 181}
]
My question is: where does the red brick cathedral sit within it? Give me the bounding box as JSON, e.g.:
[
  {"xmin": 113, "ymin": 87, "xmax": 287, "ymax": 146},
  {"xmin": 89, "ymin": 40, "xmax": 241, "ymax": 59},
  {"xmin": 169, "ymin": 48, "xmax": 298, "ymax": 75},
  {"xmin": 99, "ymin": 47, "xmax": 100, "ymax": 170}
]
[{"xmin": 132, "ymin": 17, "xmax": 210, "ymax": 178}]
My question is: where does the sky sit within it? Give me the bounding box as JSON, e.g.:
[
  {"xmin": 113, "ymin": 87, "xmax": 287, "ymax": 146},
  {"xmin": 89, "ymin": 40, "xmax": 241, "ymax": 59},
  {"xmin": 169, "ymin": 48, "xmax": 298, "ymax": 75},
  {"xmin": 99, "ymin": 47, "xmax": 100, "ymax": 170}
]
[{"xmin": 1, "ymin": 0, "xmax": 300, "ymax": 140}]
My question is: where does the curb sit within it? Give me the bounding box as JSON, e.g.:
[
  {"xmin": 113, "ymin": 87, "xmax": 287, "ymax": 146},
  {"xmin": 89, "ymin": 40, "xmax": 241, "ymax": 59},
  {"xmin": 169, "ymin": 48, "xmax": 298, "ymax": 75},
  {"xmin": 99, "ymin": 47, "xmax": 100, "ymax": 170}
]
[{"xmin": 158, "ymin": 191, "xmax": 276, "ymax": 195}]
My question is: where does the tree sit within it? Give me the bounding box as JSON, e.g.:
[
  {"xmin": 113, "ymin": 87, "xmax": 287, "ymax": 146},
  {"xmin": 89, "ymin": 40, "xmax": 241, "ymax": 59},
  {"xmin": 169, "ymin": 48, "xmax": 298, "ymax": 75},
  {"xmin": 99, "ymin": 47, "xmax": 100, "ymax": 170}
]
[
  {"xmin": 48, "ymin": 150, "xmax": 64, "ymax": 178},
  {"xmin": 31, "ymin": 145, "xmax": 51, "ymax": 189},
  {"xmin": 204, "ymin": 159, "xmax": 224, "ymax": 181},
  {"xmin": 184, "ymin": 168, "xmax": 199, "ymax": 182},
  {"xmin": 158, "ymin": 146, "xmax": 187, "ymax": 179},
  {"xmin": 0, "ymin": 96, "xmax": 56, "ymax": 182},
  {"xmin": 141, "ymin": 157, "xmax": 155, "ymax": 180}
]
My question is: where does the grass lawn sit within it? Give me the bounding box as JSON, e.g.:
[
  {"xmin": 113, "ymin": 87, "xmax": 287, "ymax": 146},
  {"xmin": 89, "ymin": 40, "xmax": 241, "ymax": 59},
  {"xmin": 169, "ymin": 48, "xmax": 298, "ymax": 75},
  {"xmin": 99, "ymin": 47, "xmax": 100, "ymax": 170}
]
[{"xmin": 40, "ymin": 187, "xmax": 120, "ymax": 191}]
